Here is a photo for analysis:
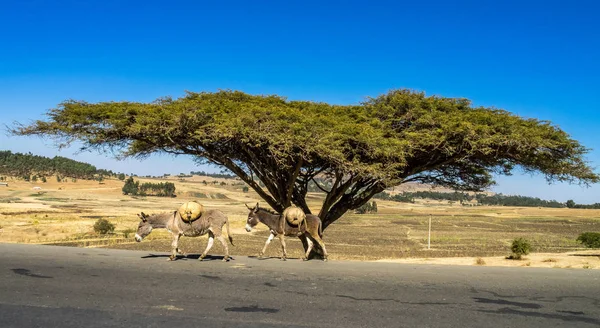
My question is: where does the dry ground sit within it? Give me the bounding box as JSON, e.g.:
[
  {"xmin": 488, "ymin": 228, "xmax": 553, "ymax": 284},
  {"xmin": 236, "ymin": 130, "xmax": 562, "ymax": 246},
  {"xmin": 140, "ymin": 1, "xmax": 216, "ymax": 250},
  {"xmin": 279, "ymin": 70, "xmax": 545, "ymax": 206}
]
[{"xmin": 1, "ymin": 176, "xmax": 599, "ymax": 269}]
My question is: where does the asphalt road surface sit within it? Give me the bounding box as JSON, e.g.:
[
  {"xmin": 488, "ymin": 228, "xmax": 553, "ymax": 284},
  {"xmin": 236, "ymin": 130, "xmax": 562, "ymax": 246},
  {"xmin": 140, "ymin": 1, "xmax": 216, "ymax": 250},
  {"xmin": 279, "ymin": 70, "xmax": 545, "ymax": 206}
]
[{"xmin": 0, "ymin": 243, "xmax": 599, "ymax": 327}]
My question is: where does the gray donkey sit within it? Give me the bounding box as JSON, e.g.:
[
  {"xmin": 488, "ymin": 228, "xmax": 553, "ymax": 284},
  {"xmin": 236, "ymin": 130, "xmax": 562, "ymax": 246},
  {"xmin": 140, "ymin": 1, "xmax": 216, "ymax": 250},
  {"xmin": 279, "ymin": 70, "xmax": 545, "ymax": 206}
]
[
  {"xmin": 135, "ymin": 209, "xmax": 233, "ymax": 261},
  {"xmin": 245, "ymin": 203, "xmax": 328, "ymax": 261}
]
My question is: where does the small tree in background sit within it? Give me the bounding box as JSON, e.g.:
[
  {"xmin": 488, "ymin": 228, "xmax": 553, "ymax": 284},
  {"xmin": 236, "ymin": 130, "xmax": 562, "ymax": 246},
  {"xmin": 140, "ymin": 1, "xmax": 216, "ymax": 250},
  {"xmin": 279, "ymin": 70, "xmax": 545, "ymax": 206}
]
[
  {"xmin": 242, "ymin": 186, "xmax": 249, "ymax": 193},
  {"xmin": 577, "ymin": 232, "xmax": 600, "ymax": 248},
  {"xmin": 93, "ymin": 218, "xmax": 115, "ymax": 235},
  {"xmin": 122, "ymin": 177, "xmax": 139, "ymax": 195},
  {"xmin": 507, "ymin": 238, "xmax": 531, "ymax": 260},
  {"xmin": 118, "ymin": 173, "xmax": 126, "ymax": 181},
  {"xmin": 566, "ymin": 199, "xmax": 576, "ymax": 208}
]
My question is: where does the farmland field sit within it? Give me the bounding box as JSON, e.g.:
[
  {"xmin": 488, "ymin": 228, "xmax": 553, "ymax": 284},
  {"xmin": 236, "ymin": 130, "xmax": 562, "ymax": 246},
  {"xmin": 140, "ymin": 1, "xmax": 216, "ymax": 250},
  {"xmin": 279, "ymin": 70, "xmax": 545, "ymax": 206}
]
[{"xmin": 1, "ymin": 176, "xmax": 599, "ymax": 268}]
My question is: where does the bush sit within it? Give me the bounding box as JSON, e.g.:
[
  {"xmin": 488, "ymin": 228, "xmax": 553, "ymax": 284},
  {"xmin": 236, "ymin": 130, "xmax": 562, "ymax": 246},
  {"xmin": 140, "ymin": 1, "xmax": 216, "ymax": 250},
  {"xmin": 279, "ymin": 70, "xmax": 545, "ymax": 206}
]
[
  {"xmin": 122, "ymin": 228, "xmax": 135, "ymax": 239},
  {"xmin": 507, "ymin": 238, "xmax": 531, "ymax": 260},
  {"xmin": 93, "ymin": 218, "xmax": 115, "ymax": 235},
  {"xmin": 576, "ymin": 232, "xmax": 600, "ymax": 248},
  {"xmin": 355, "ymin": 201, "xmax": 378, "ymax": 214},
  {"xmin": 242, "ymin": 186, "xmax": 249, "ymax": 193}
]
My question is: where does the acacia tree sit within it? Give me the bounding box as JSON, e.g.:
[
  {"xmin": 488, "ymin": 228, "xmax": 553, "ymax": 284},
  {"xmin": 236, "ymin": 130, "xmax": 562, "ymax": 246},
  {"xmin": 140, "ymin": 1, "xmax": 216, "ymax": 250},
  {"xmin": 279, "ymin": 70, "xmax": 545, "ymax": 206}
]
[{"xmin": 12, "ymin": 89, "xmax": 599, "ymax": 230}]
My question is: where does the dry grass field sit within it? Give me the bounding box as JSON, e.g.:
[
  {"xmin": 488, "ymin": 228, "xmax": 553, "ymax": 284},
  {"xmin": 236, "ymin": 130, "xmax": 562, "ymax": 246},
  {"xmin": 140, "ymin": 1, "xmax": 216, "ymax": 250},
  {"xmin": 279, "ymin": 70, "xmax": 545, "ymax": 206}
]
[{"xmin": 1, "ymin": 176, "xmax": 599, "ymax": 269}]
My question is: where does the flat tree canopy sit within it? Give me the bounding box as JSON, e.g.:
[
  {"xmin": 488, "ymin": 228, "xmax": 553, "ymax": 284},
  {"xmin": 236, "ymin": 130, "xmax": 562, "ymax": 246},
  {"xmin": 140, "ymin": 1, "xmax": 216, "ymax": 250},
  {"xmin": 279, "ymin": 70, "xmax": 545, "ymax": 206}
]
[{"xmin": 13, "ymin": 89, "xmax": 599, "ymax": 229}]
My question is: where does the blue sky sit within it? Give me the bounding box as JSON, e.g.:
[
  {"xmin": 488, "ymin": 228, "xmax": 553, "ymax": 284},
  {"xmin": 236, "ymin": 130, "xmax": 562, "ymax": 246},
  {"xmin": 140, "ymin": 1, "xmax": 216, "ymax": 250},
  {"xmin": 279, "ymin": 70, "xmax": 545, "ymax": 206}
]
[{"xmin": 1, "ymin": 0, "xmax": 599, "ymax": 203}]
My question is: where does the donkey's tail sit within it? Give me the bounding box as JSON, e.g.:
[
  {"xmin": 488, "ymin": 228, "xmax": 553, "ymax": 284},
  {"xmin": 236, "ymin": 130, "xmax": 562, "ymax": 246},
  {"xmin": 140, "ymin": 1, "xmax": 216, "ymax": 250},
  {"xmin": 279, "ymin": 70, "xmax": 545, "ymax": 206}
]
[{"xmin": 226, "ymin": 218, "xmax": 234, "ymax": 246}]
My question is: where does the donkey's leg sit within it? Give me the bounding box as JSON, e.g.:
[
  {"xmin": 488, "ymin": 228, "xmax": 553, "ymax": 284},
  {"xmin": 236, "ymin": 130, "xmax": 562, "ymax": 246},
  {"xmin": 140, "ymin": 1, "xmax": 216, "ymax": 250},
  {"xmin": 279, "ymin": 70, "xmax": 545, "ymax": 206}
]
[
  {"xmin": 199, "ymin": 231, "xmax": 215, "ymax": 261},
  {"xmin": 216, "ymin": 235, "xmax": 230, "ymax": 262},
  {"xmin": 312, "ymin": 234, "xmax": 329, "ymax": 261},
  {"xmin": 169, "ymin": 234, "xmax": 181, "ymax": 261},
  {"xmin": 278, "ymin": 234, "xmax": 288, "ymax": 261},
  {"xmin": 175, "ymin": 234, "xmax": 185, "ymax": 255},
  {"xmin": 259, "ymin": 233, "xmax": 275, "ymax": 258},
  {"xmin": 303, "ymin": 236, "xmax": 315, "ymax": 261}
]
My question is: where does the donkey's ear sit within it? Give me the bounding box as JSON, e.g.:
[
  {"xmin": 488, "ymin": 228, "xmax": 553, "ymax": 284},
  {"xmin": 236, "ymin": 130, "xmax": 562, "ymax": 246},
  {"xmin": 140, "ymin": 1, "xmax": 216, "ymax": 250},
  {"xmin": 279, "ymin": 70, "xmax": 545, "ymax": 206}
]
[
  {"xmin": 256, "ymin": 202, "xmax": 259, "ymax": 209},
  {"xmin": 245, "ymin": 203, "xmax": 251, "ymax": 210},
  {"xmin": 138, "ymin": 212, "xmax": 148, "ymax": 222}
]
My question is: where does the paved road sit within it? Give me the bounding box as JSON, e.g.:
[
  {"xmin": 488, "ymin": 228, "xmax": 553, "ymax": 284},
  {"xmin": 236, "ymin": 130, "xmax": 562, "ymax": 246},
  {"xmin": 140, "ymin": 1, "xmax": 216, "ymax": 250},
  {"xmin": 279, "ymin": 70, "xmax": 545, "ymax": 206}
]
[{"xmin": 0, "ymin": 243, "xmax": 599, "ymax": 327}]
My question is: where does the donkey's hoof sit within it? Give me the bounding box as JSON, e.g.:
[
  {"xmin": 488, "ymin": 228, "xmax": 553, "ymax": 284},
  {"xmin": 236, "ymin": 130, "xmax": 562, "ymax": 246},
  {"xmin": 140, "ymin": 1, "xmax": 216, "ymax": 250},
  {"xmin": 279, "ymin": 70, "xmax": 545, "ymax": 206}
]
[
  {"xmin": 281, "ymin": 257, "xmax": 287, "ymax": 261},
  {"xmin": 199, "ymin": 256, "xmax": 205, "ymax": 261},
  {"xmin": 302, "ymin": 257, "xmax": 308, "ymax": 261},
  {"xmin": 323, "ymin": 258, "xmax": 328, "ymax": 262},
  {"xmin": 167, "ymin": 257, "xmax": 176, "ymax": 261}
]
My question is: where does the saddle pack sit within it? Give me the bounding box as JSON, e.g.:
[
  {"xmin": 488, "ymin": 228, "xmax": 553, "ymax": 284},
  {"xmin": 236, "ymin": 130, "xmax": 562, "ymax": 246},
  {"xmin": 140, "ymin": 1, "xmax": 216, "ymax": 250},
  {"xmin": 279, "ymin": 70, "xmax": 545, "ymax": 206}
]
[{"xmin": 178, "ymin": 201, "xmax": 204, "ymax": 223}]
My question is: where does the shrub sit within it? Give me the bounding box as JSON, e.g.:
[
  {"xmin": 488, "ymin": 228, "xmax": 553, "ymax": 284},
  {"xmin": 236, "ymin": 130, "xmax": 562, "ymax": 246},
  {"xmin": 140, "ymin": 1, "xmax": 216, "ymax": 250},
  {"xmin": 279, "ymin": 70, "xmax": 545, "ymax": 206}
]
[
  {"xmin": 242, "ymin": 186, "xmax": 249, "ymax": 193},
  {"xmin": 475, "ymin": 257, "xmax": 486, "ymax": 265},
  {"xmin": 93, "ymin": 218, "xmax": 115, "ymax": 235},
  {"xmin": 122, "ymin": 228, "xmax": 135, "ymax": 239},
  {"xmin": 355, "ymin": 201, "xmax": 378, "ymax": 214},
  {"xmin": 507, "ymin": 238, "xmax": 531, "ymax": 260},
  {"xmin": 576, "ymin": 232, "xmax": 600, "ymax": 248}
]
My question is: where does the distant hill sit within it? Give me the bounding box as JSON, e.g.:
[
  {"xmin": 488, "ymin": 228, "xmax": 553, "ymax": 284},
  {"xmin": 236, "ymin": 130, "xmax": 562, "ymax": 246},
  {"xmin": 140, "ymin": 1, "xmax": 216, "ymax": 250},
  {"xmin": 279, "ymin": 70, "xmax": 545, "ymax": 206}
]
[{"xmin": 0, "ymin": 150, "xmax": 117, "ymax": 180}]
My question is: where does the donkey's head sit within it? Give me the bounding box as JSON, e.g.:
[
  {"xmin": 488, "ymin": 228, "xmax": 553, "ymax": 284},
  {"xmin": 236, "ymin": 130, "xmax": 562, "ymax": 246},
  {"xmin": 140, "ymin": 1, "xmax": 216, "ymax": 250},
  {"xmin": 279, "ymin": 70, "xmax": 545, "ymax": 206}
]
[
  {"xmin": 135, "ymin": 212, "xmax": 153, "ymax": 242},
  {"xmin": 245, "ymin": 203, "xmax": 260, "ymax": 232}
]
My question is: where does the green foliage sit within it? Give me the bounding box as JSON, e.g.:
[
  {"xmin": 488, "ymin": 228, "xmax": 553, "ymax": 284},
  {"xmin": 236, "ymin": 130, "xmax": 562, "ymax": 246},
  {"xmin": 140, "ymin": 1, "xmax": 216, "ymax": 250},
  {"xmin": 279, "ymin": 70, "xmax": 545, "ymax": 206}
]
[
  {"xmin": 190, "ymin": 170, "xmax": 236, "ymax": 179},
  {"xmin": 565, "ymin": 200, "xmax": 600, "ymax": 209},
  {"xmin": 355, "ymin": 201, "xmax": 378, "ymax": 214},
  {"xmin": 375, "ymin": 190, "xmax": 566, "ymax": 208},
  {"xmin": 12, "ymin": 89, "xmax": 599, "ymax": 230},
  {"xmin": 122, "ymin": 177, "xmax": 139, "ymax": 195},
  {"xmin": 41, "ymin": 176, "xmax": 47, "ymax": 183},
  {"xmin": 118, "ymin": 173, "xmax": 126, "ymax": 180},
  {"xmin": 122, "ymin": 228, "xmax": 135, "ymax": 239},
  {"xmin": 374, "ymin": 192, "xmax": 415, "ymax": 203},
  {"xmin": 508, "ymin": 238, "xmax": 531, "ymax": 260},
  {"xmin": 0, "ymin": 150, "xmax": 118, "ymax": 180},
  {"xmin": 93, "ymin": 218, "xmax": 115, "ymax": 235},
  {"xmin": 576, "ymin": 232, "xmax": 600, "ymax": 248},
  {"xmin": 242, "ymin": 186, "xmax": 249, "ymax": 193},
  {"xmin": 121, "ymin": 177, "xmax": 175, "ymax": 197}
]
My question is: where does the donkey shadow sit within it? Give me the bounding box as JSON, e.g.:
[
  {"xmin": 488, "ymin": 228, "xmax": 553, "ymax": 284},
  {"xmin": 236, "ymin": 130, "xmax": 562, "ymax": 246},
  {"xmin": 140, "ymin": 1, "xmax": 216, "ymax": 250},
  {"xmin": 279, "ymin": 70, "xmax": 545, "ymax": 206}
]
[
  {"xmin": 247, "ymin": 255, "xmax": 302, "ymax": 261},
  {"xmin": 141, "ymin": 254, "xmax": 232, "ymax": 261}
]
